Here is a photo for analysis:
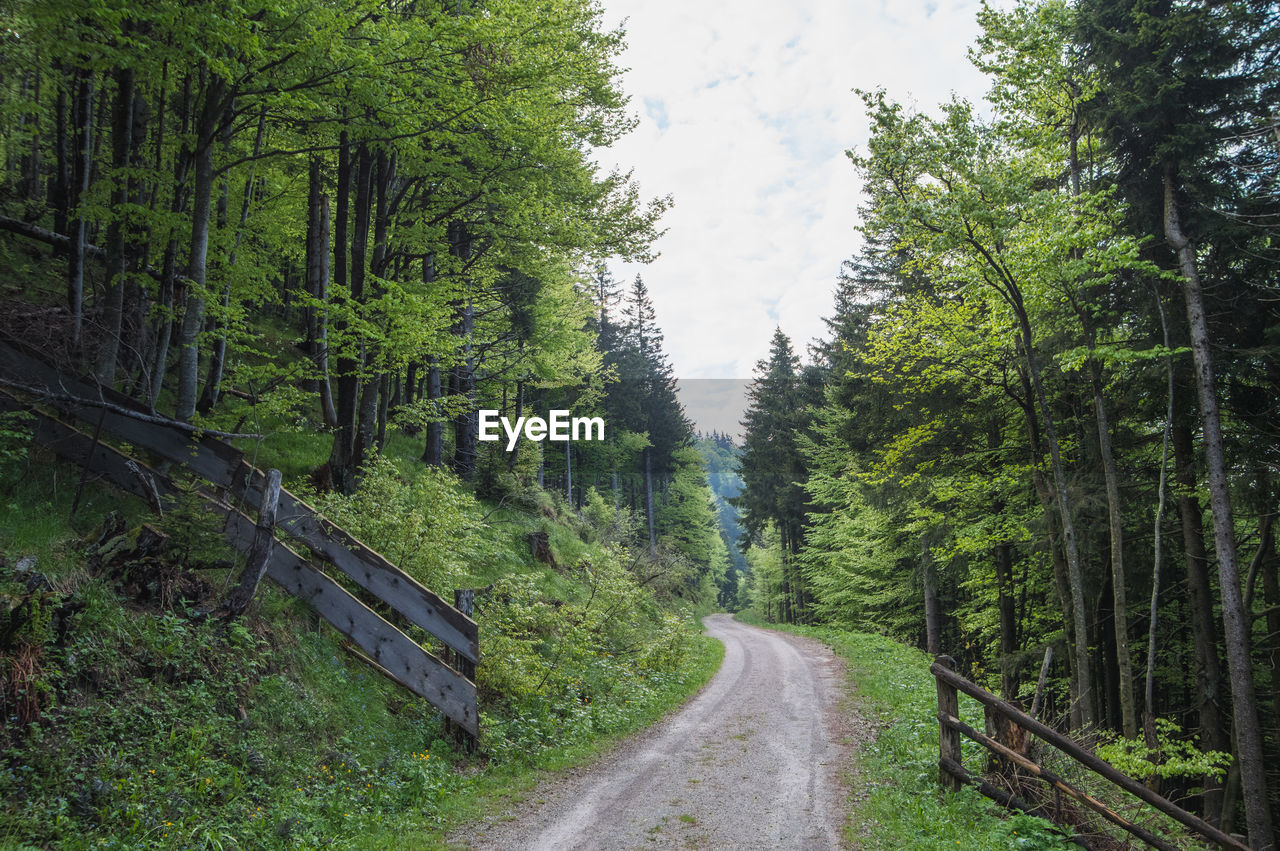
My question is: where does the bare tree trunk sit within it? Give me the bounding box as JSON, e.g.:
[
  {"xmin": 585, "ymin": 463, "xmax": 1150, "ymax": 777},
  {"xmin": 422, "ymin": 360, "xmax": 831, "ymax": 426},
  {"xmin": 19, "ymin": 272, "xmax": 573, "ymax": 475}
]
[
  {"xmin": 1165, "ymin": 167, "xmax": 1272, "ymax": 847},
  {"xmin": 328, "ymin": 132, "xmax": 359, "ymax": 493},
  {"xmin": 450, "ymin": 298, "xmax": 476, "ymax": 480},
  {"xmin": 146, "ymin": 73, "xmax": 189, "ymax": 413},
  {"xmin": 1017, "ymin": 319, "xmax": 1095, "ymax": 728},
  {"xmin": 305, "ymin": 158, "xmax": 337, "ymax": 428},
  {"xmin": 1089, "ymin": 357, "xmax": 1136, "ymax": 738},
  {"xmin": 565, "ymin": 440, "xmax": 572, "ymax": 505},
  {"xmin": 1144, "ymin": 289, "xmax": 1174, "ymax": 752},
  {"xmin": 423, "ymin": 361, "xmax": 443, "ymax": 466},
  {"xmin": 53, "ymin": 62, "xmax": 69, "ymax": 235},
  {"xmin": 1016, "ymin": 360, "xmax": 1084, "ymax": 728},
  {"xmin": 995, "ymin": 540, "xmax": 1018, "ymax": 700},
  {"xmin": 96, "ymin": 64, "xmax": 134, "ymax": 385},
  {"xmin": 175, "ymin": 73, "xmax": 226, "ymax": 421},
  {"xmin": 1260, "ymin": 518, "xmax": 1280, "ymax": 754},
  {"xmin": 507, "ymin": 377, "xmax": 525, "ymax": 472},
  {"xmin": 68, "ymin": 69, "xmax": 94, "ymax": 353},
  {"xmin": 1173, "ymin": 420, "xmax": 1228, "ymax": 825},
  {"xmin": 644, "ymin": 445, "xmax": 656, "ymax": 556},
  {"xmin": 923, "ymin": 537, "xmax": 941, "ymax": 656},
  {"xmin": 199, "ymin": 108, "xmax": 263, "ymax": 414}
]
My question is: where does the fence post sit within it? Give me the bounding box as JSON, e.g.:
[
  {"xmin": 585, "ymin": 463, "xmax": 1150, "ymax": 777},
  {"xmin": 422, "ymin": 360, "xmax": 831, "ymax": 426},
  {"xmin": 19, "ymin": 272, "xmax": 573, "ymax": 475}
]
[
  {"xmin": 936, "ymin": 655, "xmax": 962, "ymax": 792},
  {"xmin": 450, "ymin": 588, "xmax": 477, "ymax": 753},
  {"xmin": 453, "ymin": 588, "xmax": 476, "ymax": 681},
  {"xmin": 221, "ymin": 468, "xmax": 282, "ymax": 618}
]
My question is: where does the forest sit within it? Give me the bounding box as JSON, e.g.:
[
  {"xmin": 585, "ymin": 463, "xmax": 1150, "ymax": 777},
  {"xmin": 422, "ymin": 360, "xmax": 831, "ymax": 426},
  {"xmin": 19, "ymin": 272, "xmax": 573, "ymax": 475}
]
[
  {"xmin": 734, "ymin": 0, "xmax": 1280, "ymax": 844},
  {"xmin": 5, "ymin": 0, "xmax": 1280, "ymax": 845},
  {"xmin": 0, "ymin": 0, "xmax": 738, "ymax": 845}
]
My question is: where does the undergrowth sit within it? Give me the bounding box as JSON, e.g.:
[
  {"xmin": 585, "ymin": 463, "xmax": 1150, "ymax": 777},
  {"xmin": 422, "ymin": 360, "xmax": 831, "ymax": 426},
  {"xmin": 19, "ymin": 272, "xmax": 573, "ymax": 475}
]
[{"xmin": 0, "ymin": 439, "xmax": 722, "ymax": 850}]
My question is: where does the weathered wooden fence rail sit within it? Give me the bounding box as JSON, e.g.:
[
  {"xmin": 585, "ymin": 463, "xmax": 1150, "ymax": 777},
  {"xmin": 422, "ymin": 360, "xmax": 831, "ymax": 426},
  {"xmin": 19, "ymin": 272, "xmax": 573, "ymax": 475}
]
[
  {"xmin": 932, "ymin": 658, "xmax": 1247, "ymax": 850},
  {"xmin": 0, "ymin": 342, "xmax": 478, "ymax": 736}
]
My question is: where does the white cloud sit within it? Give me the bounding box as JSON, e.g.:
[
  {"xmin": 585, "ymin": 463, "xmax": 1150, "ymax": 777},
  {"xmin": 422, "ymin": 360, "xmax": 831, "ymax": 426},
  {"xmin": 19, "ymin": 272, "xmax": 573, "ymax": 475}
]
[{"xmin": 594, "ymin": 0, "xmax": 1000, "ymax": 389}]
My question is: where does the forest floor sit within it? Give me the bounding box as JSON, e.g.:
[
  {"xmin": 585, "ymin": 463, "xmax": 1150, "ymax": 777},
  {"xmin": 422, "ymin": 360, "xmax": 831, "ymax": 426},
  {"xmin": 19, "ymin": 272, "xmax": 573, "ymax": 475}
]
[{"xmin": 452, "ymin": 614, "xmax": 869, "ymax": 849}]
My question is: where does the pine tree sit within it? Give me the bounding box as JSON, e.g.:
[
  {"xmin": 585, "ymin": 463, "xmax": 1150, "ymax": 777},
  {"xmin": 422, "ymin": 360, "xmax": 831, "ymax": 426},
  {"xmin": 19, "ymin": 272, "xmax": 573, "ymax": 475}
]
[{"xmin": 736, "ymin": 328, "xmax": 810, "ymax": 622}]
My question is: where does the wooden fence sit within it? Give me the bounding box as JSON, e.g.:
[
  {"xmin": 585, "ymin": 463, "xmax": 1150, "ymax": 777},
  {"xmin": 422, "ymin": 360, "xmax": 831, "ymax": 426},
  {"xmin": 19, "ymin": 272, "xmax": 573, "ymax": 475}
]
[
  {"xmin": 932, "ymin": 658, "xmax": 1247, "ymax": 850},
  {"xmin": 0, "ymin": 342, "xmax": 478, "ymax": 736}
]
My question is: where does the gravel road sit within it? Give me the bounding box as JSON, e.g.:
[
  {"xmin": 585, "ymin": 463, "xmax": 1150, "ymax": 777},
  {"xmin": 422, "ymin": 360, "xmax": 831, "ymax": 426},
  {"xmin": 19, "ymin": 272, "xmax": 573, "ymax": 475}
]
[{"xmin": 460, "ymin": 614, "xmax": 862, "ymax": 849}]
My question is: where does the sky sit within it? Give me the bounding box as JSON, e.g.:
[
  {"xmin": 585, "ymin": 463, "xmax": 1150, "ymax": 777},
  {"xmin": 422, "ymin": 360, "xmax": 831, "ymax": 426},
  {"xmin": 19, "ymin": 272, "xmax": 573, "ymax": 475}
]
[{"xmin": 591, "ymin": 0, "xmax": 1003, "ymax": 429}]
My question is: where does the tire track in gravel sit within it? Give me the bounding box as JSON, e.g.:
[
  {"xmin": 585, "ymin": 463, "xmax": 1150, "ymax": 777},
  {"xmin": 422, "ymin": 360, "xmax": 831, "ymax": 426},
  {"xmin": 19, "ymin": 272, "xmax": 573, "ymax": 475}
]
[{"xmin": 458, "ymin": 614, "xmax": 865, "ymax": 850}]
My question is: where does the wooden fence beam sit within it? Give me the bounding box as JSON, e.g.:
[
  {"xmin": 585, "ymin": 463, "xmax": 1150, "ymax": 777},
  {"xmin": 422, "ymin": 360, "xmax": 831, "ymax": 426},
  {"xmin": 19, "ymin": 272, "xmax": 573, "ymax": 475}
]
[
  {"xmin": 0, "ymin": 342, "xmax": 478, "ymax": 665},
  {"xmin": 940, "ymin": 712, "xmax": 1179, "ymax": 851},
  {"xmin": 931, "ymin": 661, "xmax": 1248, "ymax": 850},
  {"xmin": 5, "ymin": 393, "xmax": 478, "ymax": 735},
  {"xmin": 232, "ymin": 464, "xmax": 478, "ymax": 664},
  {"xmin": 225, "ymin": 511, "xmax": 478, "ymax": 736}
]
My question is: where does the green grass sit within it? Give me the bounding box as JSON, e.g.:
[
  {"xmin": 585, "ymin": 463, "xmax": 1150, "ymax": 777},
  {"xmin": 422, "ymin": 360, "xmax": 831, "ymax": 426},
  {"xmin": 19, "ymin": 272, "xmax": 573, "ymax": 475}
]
[
  {"xmin": 0, "ymin": 438, "xmax": 725, "ymax": 850},
  {"xmin": 740, "ymin": 618, "xmax": 1069, "ymax": 850}
]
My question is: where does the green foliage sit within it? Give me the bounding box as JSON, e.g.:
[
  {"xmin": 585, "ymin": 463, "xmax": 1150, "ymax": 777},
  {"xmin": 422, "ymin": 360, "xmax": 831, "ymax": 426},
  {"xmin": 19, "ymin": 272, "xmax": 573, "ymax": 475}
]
[
  {"xmin": 157, "ymin": 478, "xmax": 237, "ymax": 568},
  {"xmin": 580, "ymin": 486, "xmax": 637, "ymax": 546},
  {"xmin": 479, "ymin": 557, "xmax": 698, "ymax": 766},
  {"xmin": 310, "ymin": 455, "xmax": 499, "ymax": 591},
  {"xmin": 1095, "ymin": 719, "xmax": 1231, "ymax": 783},
  {"xmin": 0, "ymin": 411, "xmax": 33, "ymax": 471}
]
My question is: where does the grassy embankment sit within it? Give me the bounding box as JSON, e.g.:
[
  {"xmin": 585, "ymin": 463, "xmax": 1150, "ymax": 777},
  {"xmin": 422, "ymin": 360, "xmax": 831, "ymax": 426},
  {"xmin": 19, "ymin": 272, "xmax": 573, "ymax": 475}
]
[{"xmin": 0, "ymin": 422, "xmax": 722, "ymax": 850}]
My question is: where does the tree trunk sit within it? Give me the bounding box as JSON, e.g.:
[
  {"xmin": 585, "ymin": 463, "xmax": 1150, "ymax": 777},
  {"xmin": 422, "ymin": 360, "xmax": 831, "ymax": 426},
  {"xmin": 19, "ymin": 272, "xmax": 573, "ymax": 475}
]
[
  {"xmin": 1144, "ymin": 288, "xmax": 1174, "ymax": 754},
  {"xmin": 923, "ymin": 537, "xmax": 941, "ymax": 656},
  {"xmin": 448, "ymin": 220, "xmax": 476, "ymax": 481},
  {"xmin": 423, "ymin": 361, "xmax": 443, "ymax": 466},
  {"xmin": 450, "ymin": 298, "xmax": 476, "ymax": 481},
  {"xmin": 68, "ymin": 69, "xmax": 94, "ymax": 353},
  {"xmin": 96, "ymin": 64, "xmax": 134, "ymax": 385},
  {"xmin": 1260, "ymin": 517, "xmax": 1280, "ymax": 754},
  {"xmin": 199, "ymin": 108, "xmax": 263, "ymax": 414},
  {"xmin": 305, "ymin": 159, "xmax": 337, "ymax": 428},
  {"xmin": 995, "ymin": 540, "xmax": 1019, "ymax": 700},
  {"xmin": 1165, "ymin": 167, "xmax": 1272, "ymax": 847},
  {"xmin": 1089, "ymin": 357, "xmax": 1136, "ymax": 738},
  {"xmin": 53, "ymin": 62, "xmax": 69, "ymax": 236},
  {"xmin": 644, "ymin": 445, "xmax": 656, "ymax": 555},
  {"xmin": 507, "ymin": 378, "xmax": 525, "ymax": 472},
  {"xmin": 565, "ymin": 440, "xmax": 572, "ymax": 505},
  {"xmin": 146, "ymin": 74, "xmax": 189, "ymax": 413},
  {"xmin": 1017, "ymin": 318, "xmax": 1095, "ymax": 728},
  {"xmin": 175, "ymin": 73, "xmax": 226, "ymax": 421},
  {"xmin": 1173, "ymin": 420, "xmax": 1228, "ymax": 825},
  {"xmin": 1016, "ymin": 359, "xmax": 1084, "ymax": 728},
  {"xmin": 328, "ymin": 132, "xmax": 359, "ymax": 493}
]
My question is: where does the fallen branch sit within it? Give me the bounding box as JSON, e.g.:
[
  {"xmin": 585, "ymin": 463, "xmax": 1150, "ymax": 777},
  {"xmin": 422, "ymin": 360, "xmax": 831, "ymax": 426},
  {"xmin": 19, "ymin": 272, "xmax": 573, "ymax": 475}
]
[
  {"xmin": 0, "ymin": 215, "xmax": 175, "ymax": 285},
  {"xmin": 0, "ymin": 377, "xmax": 264, "ymax": 440}
]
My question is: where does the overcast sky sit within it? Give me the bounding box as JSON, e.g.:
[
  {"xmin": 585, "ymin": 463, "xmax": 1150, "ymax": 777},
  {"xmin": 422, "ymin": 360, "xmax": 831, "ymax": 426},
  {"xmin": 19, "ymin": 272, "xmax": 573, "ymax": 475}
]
[{"xmin": 593, "ymin": 0, "xmax": 1001, "ymax": 391}]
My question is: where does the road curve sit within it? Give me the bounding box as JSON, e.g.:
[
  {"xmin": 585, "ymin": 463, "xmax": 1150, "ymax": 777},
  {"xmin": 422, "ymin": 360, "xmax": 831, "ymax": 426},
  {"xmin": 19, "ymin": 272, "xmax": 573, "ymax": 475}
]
[{"xmin": 462, "ymin": 614, "xmax": 855, "ymax": 849}]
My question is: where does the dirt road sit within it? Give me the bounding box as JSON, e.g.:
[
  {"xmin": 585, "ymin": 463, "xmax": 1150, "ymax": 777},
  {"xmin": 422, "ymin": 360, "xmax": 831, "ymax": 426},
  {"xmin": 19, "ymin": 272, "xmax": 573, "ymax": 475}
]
[{"xmin": 462, "ymin": 614, "xmax": 860, "ymax": 849}]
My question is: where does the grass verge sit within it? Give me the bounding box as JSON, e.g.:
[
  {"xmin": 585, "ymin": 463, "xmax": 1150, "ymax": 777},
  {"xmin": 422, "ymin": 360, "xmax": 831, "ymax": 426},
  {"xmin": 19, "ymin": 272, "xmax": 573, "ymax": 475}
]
[
  {"xmin": 358, "ymin": 628, "xmax": 724, "ymax": 849},
  {"xmin": 739, "ymin": 617, "xmax": 1069, "ymax": 850}
]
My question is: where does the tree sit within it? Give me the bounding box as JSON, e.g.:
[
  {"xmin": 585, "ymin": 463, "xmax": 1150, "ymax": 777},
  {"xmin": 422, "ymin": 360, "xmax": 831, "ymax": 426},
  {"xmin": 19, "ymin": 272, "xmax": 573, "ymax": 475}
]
[
  {"xmin": 1078, "ymin": 0, "xmax": 1279, "ymax": 840},
  {"xmin": 737, "ymin": 328, "xmax": 810, "ymax": 623}
]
